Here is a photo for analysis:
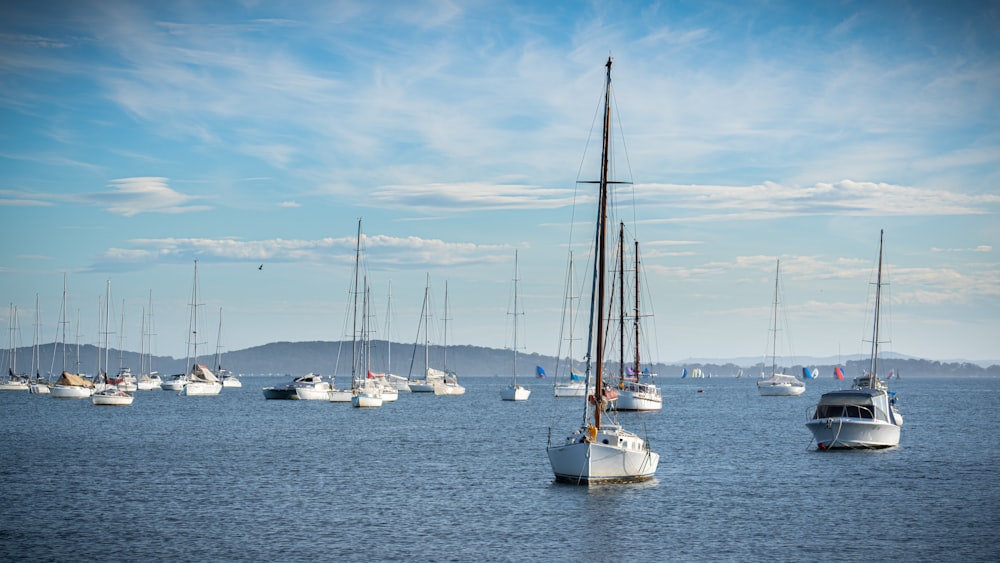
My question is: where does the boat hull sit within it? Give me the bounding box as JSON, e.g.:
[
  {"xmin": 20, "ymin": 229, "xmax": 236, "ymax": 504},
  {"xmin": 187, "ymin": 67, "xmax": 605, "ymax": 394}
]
[
  {"xmin": 92, "ymin": 392, "xmax": 134, "ymax": 406},
  {"xmin": 500, "ymin": 385, "xmax": 531, "ymax": 401},
  {"xmin": 182, "ymin": 381, "xmax": 222, "ymax": 396},
  {"xmin": 351, "ymin": 393, "xmax": 383, "ymax": 408},
  {"xmin": 553, "ymin": 383, "xmax": 586, "ymax": 397},
  {"xmin": 757, "ymin": 382, "xmax": 805, "ymax": 396},
  {"xmin": 29, "ymin": 384, "xmax": 51, "ymax": 394},
  {"xmin": 295, "ymin": 386, "xmax": 332, "ymax": 401},
  {"xmin": 0, "ymin": 382, "xmax": 30, "ymax": 391},
  {"xmin": 433, "ymin": 383, "xmax": 465, "ymax": 396},
  {"xmin": 547, "ymin": 426, "xmax": 659, "ymax": 484},
  {"xmin": 408, "ymin": 381, "xmax": 437, "ymax": 393},
  {"xmin": 50, "ymin": 385, "xmax": 92, "ymax": 398},
  {"xmin": 806, "ymin": 418, "xmax": 900, "ymax": 449},
  {"xmin": 614, "ymin": 382, "xmax": 662, "ymax": 411},
  {"xmin": 327, "ymin": 389, "xmax": 352, "ymax": 402},
  {"xmin": 263, "ymin": 387, "xmax": 297, "ymax": 400}
]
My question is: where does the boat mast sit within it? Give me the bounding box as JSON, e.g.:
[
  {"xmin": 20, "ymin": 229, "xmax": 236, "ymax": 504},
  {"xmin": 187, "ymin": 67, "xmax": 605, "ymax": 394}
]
[
  {"xmin": 594, "ymin": 56, "xmax": 613, "ymax": 431},
  {"xmin": 351, "ymin": 219, "xmax": 362, "ymax": 386},
  {"xmin": 634, "ymin": 239, "xmax": 641, "ymax": 378},
  {"xmin": 512, "ymin": 250, "xmax": 520, "ymax": 385},
  {"xmin": 618, "ymin": 222, "xmax": 625, "ymax": 383},
  {"xmin": 870, "ymin": 229, "xmax": 884, "ymax": 378},
  {"xmin": 771, "ymin": 259, "xmax": 780, "ymax": 376},
  {"xmin": 104, "ymin": 280, "xmax": 111, "ymax": 380}
]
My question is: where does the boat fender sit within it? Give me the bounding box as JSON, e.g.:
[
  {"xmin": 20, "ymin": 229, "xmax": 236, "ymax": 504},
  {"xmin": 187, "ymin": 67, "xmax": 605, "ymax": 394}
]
[
  {"xmin": 826, "ymin": 418, "xmax": 833, "ymax": 429},
  {"xmin": 817, "ymin": 442, "xmax": 828, "ymax": 451}
]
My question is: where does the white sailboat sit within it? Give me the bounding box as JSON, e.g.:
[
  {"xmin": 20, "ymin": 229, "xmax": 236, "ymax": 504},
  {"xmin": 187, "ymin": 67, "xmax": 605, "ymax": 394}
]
[
  {"xmin": 806, "ymin": 230, "xmax": 902, "ymax": 449},
  {"xmin": 136, "ymin": 291, "xmax": 162, "ymax": 390},
  {"xmin": 51, "ymin": 295, "xmax": 93, "ymax": 399},
  {"xmin": 546, "ymin": 57, "xmax": 659, "ymax": 484},
  {"xmin": 612, "ymin": 225, "xmax": 662, "ymax": 411},
  {"xmin": 501, "ymin": 250, "xmax": 530, "ymax": 401},
  {"xmin": 343, "ymin": 220, "xmax": 383, "ymax": 408},
  {"xmin": 93, "ymin": 280, "xmax": 134, "ymax": 406},
  {"xmin": 180, "ymin": 260, "xmax": 222, "ymax": 397},
  {"xmin": 213, "ymin": 307, "xmax": 242, "ymax": 388},
  {"xmin": 552, "ymin": 253, "xmax": 587, "ymax": 398},
  {"xmin": 432, "ymin": 281, "xmax": 464, "ymax": 396},
  {"xmin": 756, "ymin": 259, "xmax": 805, "ymax": 396},
  {"xmin": 1, "ymin": 304, "xmax": 30, "ymax": 391},
  {"xmin": 28, "ymin": 294, "xmax": 50, "ymax": 394}
]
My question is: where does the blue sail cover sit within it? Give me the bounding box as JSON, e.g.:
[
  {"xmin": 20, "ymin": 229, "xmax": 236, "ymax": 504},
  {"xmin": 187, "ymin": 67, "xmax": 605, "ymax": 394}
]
[
  {"xmin": 536, "ymin": 366, "xmax": 546, "ymax": 378},
  {"xmin": 570, "ymin": 370, "xmax": 585, "ymax": 382}
]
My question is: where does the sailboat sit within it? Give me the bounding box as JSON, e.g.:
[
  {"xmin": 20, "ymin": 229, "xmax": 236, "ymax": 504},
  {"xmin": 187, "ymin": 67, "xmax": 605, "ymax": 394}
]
[
  {"xmin": 51, "ymin": 286, "xmax": 94, "ymax": 399},
  {"xmin": 806, "ymin": 230, "xmax": 902, "ymax": 449},
  {"xmin": 613, "ymin": 224, "xmax": 662, "ymax": 411},
  {"xmin": 432, "ymin": 281, "xmax": 464, "ymax": 396},
  {"xmin": 28, "ymin": 295, "xmax": 51, "ymax": 394},
  {"xmin": 546, "ymin": 57, "xmax": 659, "ymax": 484},
  {"xmin": 341, "ymin": 220, "xmax": 383, "ymax": 408},
  {"xmin": 180, "ymin": 260, "xmax": 222, "ymax": 396},
  {"xmin": 500, "ymin": 250, "xmax": 530, "ymax": 401},
  {"xmin": 93, "ymin": 280, "xmax": 134, "ymax": 406},
  {"xmin": 136, "ymin": 291, "xmax": 162, "ymax": 390},
  {"xmin": 553, "ymin": 253, "xmax": 587, "ymax": 398},
  {"xmin": 0, "ymin": 305, "xmax": 29, "ymax": 391},
  {"xmin": 214, "ymin": 307, "xmax": 242, "ymax": 388},
  {"xmin": 756, "ymin": 259, "xmax": 805, "ymax": 396}
]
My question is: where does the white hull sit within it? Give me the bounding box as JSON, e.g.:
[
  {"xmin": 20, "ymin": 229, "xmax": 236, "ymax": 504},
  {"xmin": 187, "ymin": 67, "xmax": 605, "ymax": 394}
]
[
  {"xmin": 806, "ymin": 387, "xmax": 901, "ymax": 449},
  {"xmin": 352, "ymin": 392, "xmax": 383, "ymax": 408},
  {"xmin": 757, "ymin": 383, "xmax": 806, "ymax": 396},
  {"xmin": 547, "ymin": 425, "xmax": 659, "ymax": 484},
  {"xmin": 433, "ymin": 382, "xmax": 465, "ymax": 396},
  {"xmin": 295, "ymin": 386, "xmax": 332, "ymax": 401},
  {"xmin": 137, "ymin": 380, "xmax": 160, "ymax": 391},
  {"xmin": 181, "ymin": 381, "xmax": 222, "ymax": 396},
  {"xmin": 379, "ymin": 388, "xmax": 399, "ymax": 402},
  {"xmin": 160, "ymin": 378, "xmax": 186, "ymax": 391},
  {"xmin": 222, "ymin": 377, "xmax": 242, "ymax": 388},
  {"xmin": 757, "ymin": 374, "xmax": 805, "ymax": 396},
  {"xmin": 614, "ymin": 382, "xmax": 662, "ymax": 411},
  {"xmin": 92, "ymin": 391, "xmax": 134, "ymax": 406},
  {"xmin": 408, "ymin": 381, "xmax": 437, "ymax": 393},
  {"xmin": 328, "ymin": 389, "xmax": 353, "ymax": 402},
  {"xmin": 29, "ymin": 384, "xmax": 51, "ymax": 394},
  {"xmin": 0, "ymin": 382, "xmax": 30, "ymax": 391},
  {"xmin": 500, "ymin": 385, "xmax": 531, "ymax": 401},
  {"xmin": 806, "ymin": 418, "xmax": 900, "ymax": 449},
  {"xmin": 51, "ymin": 385, "xmax": 92, "ymax": 398},
  {"xmin": 553, "ymin": 382, "xmax": 586, "ymax": 397}
]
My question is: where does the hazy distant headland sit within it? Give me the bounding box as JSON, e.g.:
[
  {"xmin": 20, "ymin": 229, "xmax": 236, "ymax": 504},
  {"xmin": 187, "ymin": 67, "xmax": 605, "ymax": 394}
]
[{"xmin": 15, "ymin": 340, "xmax": 1000, "ymax": 379}]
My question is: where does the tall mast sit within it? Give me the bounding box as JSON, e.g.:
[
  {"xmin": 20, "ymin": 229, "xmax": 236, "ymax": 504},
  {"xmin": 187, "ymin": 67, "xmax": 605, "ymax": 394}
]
[
  {"xmin": 633, "ymin": 239, "xmax": 641, "ymax": 378},
  {"xmin": 104, "ymin": 280, "xmax": 111, "ymax": 379},
  {"xmin": 870, "ymin": 229, "xmax": 884, "ymax": 378},
  {"xmin": 771, "ymin": 259, "xmax": 780, "ymax": 376},
  {"xmin": 351, "ymin": 219, "xmax": 362, "ymax": 385},
  {"xmin": 618, "ymin": 222, "xmax": 626, "ymax": 382},
  {"xmin": 511, "ymin": 250, "xmax": 520, "ymax": 384},
  {"xmin": 594, "ymin": 56, "xmax": 613, "ymax": 430}
]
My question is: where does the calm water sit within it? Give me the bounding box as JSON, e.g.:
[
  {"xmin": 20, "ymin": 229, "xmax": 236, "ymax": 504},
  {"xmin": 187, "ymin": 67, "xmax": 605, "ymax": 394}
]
[{"xmin": 1, "ymin": 375, "xmax": 997, "ymax": 562}]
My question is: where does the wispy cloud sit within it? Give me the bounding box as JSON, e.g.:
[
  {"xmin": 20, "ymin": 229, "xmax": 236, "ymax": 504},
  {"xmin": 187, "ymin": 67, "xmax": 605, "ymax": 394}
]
[
  {"xmin": 96, "ymin": 232, "xmax": 512, "ymax": 268},
  {"xmin": 80, "ymin": 177, "xmax": 212, "ymax": 216}
]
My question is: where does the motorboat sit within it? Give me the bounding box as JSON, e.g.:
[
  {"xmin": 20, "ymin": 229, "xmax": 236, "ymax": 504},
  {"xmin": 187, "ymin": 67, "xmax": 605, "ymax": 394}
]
[
  {"xmin": 806, "ymin": 230, "xmax": 902, "ymax": 450},
  {"xmin": 263, "ymin": 373, "xmax": 329, "ymax": 400},
  {"xmin": 160, "ymin": 373, "xmax": 187, "ymax": 391}
]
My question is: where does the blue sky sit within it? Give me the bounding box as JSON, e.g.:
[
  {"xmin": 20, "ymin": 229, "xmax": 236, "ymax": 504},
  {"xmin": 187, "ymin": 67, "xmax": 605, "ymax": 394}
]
[{"xmin": 2, "ymin": 1, "xmax": 998, "ymax": 366}]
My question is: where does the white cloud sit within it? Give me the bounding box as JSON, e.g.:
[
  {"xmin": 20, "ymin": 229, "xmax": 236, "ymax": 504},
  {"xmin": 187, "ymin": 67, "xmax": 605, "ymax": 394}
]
[{"xmin": 87, "ymin": 177, "xmax": 211, "ymax": 216}]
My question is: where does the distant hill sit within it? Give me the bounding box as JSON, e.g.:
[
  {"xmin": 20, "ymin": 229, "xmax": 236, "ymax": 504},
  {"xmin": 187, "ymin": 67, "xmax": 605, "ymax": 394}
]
[{"xmin": 9, "ymin": 341, "xmax": 999, "ymax": 379}]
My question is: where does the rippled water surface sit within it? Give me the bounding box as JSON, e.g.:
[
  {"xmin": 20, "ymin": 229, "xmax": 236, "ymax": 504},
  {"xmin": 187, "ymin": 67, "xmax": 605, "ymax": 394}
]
[{"xmin": 1, "ymin": 375, "xmax": 997, "ymax": 561}]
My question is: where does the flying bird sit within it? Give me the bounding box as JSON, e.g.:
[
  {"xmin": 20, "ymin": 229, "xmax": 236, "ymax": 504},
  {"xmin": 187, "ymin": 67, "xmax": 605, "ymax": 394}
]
[{"xmin": 258, "ymin": 264, "xmax": 263, "ymax": 270}]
